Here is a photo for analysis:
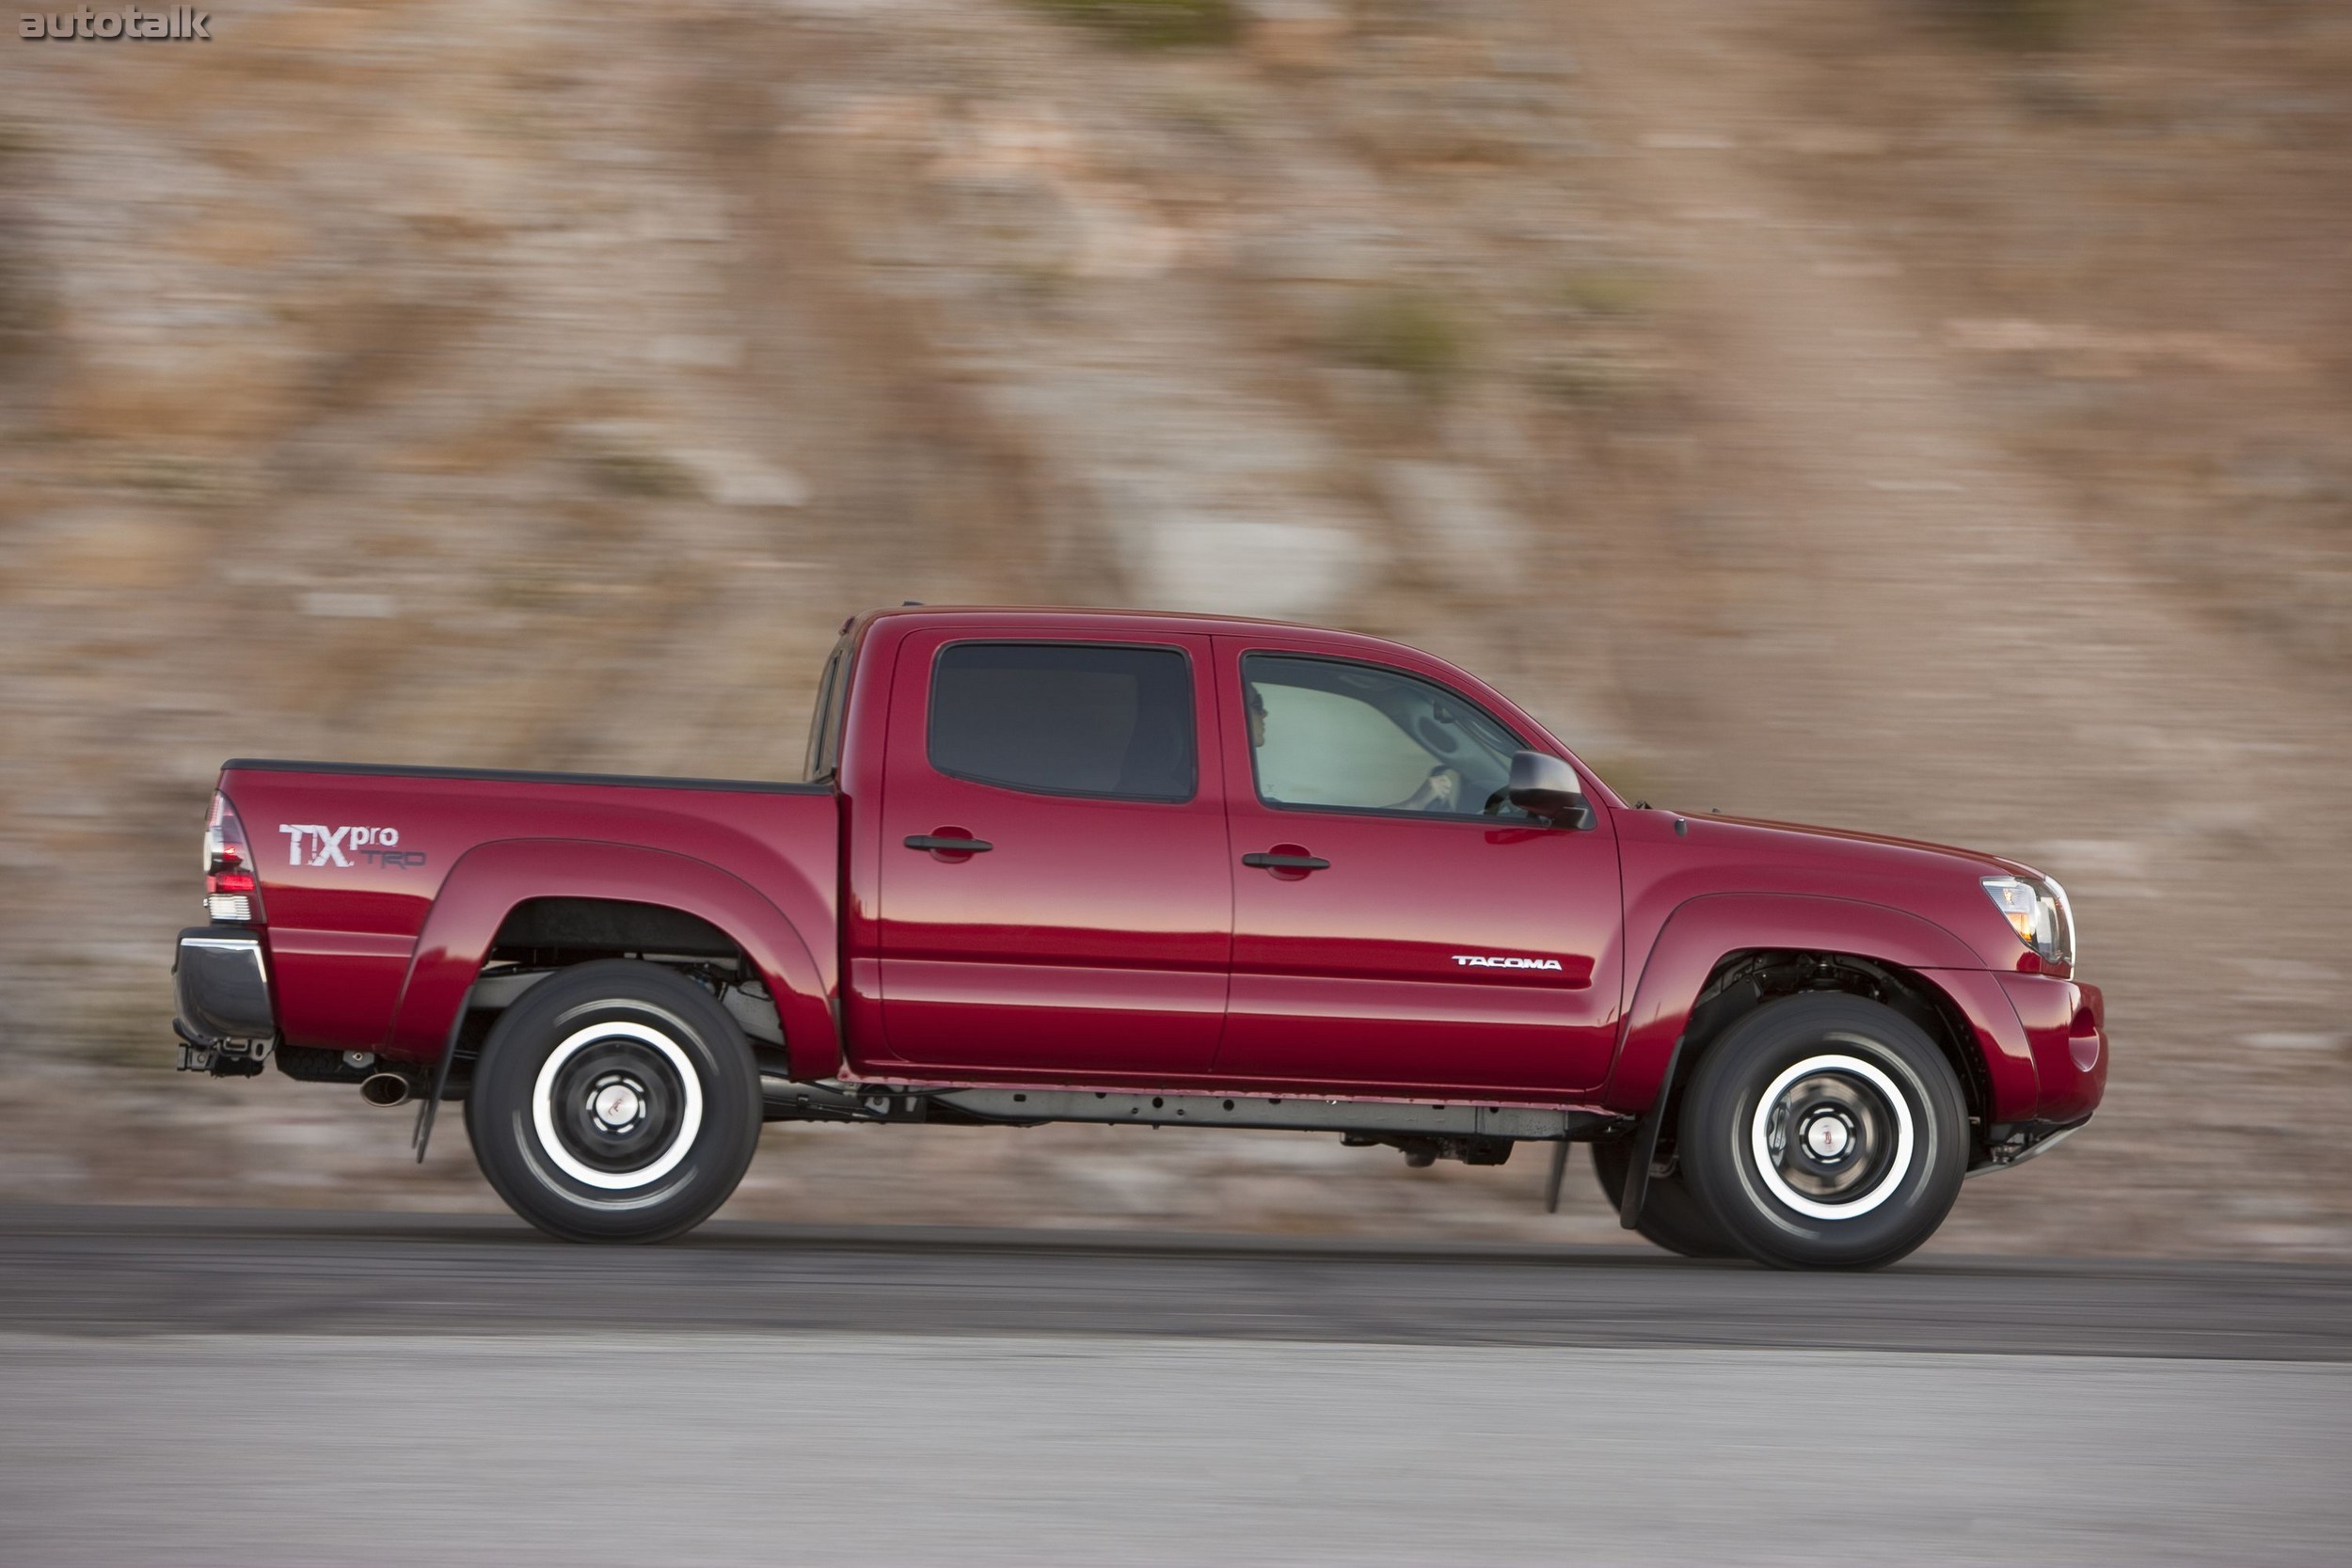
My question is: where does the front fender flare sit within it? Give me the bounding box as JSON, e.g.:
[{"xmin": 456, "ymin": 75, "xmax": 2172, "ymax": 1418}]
[
  {"xmin": 1599, "ymin": 893, "xmax": 2012, "ymax": 1115},
  {"xmin": 382, "ymin": 838, "xmax": 837, "ymax": 1080}
]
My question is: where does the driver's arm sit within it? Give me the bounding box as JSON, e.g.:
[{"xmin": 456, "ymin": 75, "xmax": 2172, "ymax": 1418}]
[{"xmin": 1391, "ymin": 765, "xmax": 1462, "ymax": 812}]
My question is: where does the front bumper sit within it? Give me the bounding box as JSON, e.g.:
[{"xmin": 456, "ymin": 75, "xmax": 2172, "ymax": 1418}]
[
  {"xmin": 1999, "ymin": 974, "xmax": 2107, "ymax": 1125},
  {"xmin": 173, "ymin": 927, "xmax": 277, "ymax": 1074},
  {"xmin": 1966, "ymin": 1117, "xmax": 2090, "ymax": 1178}
]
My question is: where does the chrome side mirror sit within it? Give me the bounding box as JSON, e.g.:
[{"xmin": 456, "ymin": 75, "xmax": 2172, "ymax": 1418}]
[{"xmin": 1506, "ymin": 752, "xmax": 1592, "ymax": 829}]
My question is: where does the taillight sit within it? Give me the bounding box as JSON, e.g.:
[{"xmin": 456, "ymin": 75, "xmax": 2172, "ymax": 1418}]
[{"xmin": 202, "ymin": 791, "xmax": 262, "ymax": 924}]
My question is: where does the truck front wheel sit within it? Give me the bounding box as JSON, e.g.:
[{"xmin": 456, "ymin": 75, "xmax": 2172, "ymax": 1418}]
[
  {"xmin": 1677, "ymin": 994, "xmax": 1967, "ymax": 1270},
  {"xmin": 466, "ymin": 960, "xmax": 761, "ymax": 1243}
]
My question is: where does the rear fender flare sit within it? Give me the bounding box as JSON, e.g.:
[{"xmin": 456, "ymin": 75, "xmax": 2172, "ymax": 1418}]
[
  {"xmin": 383, "ymin": 838, "xmax": 836, "ymax": 1079},
  {"xmin": 1600, "ymin": 893, "xmax": 2033, "ymax": 1117}
]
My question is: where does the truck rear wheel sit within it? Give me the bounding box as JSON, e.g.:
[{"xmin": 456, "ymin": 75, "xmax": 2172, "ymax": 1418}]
[
  {"xmin": 466, "ymin": 960, "xmax": 761, "ymax": 1243},
  {"xmin": 1678, "ymin": 994, "xmax": 1967, "ymax": 1270},
  {"xmin": 1588, "ymin": 1139, "xmax": 1740, "ymax": 1259}
]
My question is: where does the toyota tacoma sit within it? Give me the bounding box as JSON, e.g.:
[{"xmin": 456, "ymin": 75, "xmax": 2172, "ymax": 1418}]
[{"xmin": 171, "ymin": 606, "xmax": 2105, "ymax": 1268}]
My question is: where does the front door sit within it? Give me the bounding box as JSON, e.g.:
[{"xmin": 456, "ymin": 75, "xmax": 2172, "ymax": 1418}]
[
  {"xmin": 875, "ymin": 632, "xmax": 1231, "ymax": 1080},
  {"xmin": 1216, "ymin": 642, "xmax": 1624, "ymax": 1097}
]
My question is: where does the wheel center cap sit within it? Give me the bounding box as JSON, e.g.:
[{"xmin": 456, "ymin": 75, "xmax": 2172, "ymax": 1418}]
[
  {"xmin": 592, "ymin": 1083, "xmax": 644, "ymax": 1130},
  {"xmin": 1803, "ymin": 1114, "xmax": 1853, "ymax": 1160}
]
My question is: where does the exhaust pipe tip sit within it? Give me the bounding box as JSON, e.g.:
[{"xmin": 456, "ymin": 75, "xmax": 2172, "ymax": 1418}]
[{"xmin": 359, "ymin": 1072, "xmax": 413, "ymax": 1108}]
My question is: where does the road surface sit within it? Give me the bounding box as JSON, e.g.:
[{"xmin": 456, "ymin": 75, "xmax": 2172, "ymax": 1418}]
[{"xmin": 4, "ymin": 1206, "xmax": 2349, "ymax": 1565}]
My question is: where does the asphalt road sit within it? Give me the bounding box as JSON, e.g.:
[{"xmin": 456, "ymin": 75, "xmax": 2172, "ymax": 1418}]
[
  {"xmin": 3, "ymin": 1204, "xmax": 2349, "ymax": 1357},
  {"xmin": 5, "ymin": 1207, "xmax": 2351, "ymax": 1566}
]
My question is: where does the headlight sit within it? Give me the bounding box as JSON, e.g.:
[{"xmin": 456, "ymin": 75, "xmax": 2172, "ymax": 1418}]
[{"xmin": 1981, "ymin": 875, "xmax": 2074, "ymax": 967}]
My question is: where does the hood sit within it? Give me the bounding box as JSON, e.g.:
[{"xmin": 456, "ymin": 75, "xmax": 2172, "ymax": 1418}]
[
  {"xmin": 1693, "ymin": 812, "xmax": 2032, "ymax": 881},
  {"xmin": 1651, "ymin": 809, "xmax": 2053, "ymax": 973}
]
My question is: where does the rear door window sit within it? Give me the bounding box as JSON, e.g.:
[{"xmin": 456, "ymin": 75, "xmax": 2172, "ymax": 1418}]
[{"xmin": 929, "ymin": 641, "xmax": 1196, "ymax": 802}]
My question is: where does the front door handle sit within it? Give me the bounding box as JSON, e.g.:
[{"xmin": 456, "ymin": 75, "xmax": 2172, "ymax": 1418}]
[
  {"xmin": 906, "ymin": 833, "xmax": 993, "ymax": 853},
  {"xmin": 1242, "ymin": 851, "xmax": 1329, "ymax": 871}
]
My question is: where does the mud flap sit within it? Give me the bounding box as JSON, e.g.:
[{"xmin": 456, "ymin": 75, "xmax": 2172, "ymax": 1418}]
[
  {"xmin": 1617, "ymin": 1036, "xmax": 1685, "ymax": 1229},
  {"xmin": 410, "ymin": 998, "xmax": 470, "ymax": 1164}
]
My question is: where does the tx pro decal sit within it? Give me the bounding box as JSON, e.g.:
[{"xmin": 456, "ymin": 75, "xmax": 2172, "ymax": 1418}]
[
  {"xmin": 1452, "ymin": 954, "xmax": 1564, "ymax": 970},
  {"xmin": 278, "ymin": 824, "xmax": 426, "ymax": 869}
]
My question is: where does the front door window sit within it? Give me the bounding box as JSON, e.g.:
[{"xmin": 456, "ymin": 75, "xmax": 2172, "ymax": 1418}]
[{"xmin": 1243, "ymin": 655, "xmax": 1530, "ymax": 821}]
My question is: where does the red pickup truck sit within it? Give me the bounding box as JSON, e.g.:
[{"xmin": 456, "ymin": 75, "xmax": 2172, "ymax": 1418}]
[{"xmin": 172, "ymin": 606, "xmax": 2104, "ymax": 1268}]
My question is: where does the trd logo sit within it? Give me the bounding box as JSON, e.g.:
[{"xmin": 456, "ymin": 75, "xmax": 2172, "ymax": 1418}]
[
  {"xmin": 278, "ymin": 824, "xmax": 425, "ymax": 869},
  {"xmin": 1452, "ymin": 955, "xmax": 1564, "ymax": 971}
]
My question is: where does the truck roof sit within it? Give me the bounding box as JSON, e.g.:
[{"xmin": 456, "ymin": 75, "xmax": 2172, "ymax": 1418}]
[{"xmin": 852, "ymin": 605, "xmax": 1434, "ymax": 659}]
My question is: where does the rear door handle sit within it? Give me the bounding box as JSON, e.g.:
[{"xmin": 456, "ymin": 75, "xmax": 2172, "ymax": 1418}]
[
  {"xmin": 1242, "ymin": 852, "xmax": 1329, "ymax": 871},
  {"xmin": 906, "ymin": 834, "xmax": 993, "ymax": 853}
]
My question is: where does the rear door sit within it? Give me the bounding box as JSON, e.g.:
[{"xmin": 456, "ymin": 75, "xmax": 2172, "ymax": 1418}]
[
  {"xmin": 873, "ymin": 631, "xmax": 1232, "ymax": 1080},
  {"xmin": 1215, "ymin": 641, "xmax": 1624, "ymax": 1097}
]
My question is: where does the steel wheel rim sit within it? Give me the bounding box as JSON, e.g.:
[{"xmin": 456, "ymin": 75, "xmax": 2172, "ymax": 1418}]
[
  {"xmin": 531, "ymin": 1021, "xmax": 705, "ymax": 1191},
  {"xmin": 1749, "ymin": 1047, "xmax": 1914, "ymax": 1220}
]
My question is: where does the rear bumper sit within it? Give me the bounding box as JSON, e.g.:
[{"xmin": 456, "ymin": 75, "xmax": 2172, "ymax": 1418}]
[{"xmin": 173, "ymin": 927, "xmax": 277, "ymax": 1071}]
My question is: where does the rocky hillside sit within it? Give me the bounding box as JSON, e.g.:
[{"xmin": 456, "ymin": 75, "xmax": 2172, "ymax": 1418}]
[{"xmin": 2, "ymin": 0, "xmax": 2345, "ymax": 1255}]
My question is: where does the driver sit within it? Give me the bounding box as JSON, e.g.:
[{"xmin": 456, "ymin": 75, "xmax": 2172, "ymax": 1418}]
[{"xmin": 1245, "ymin": 682, "xmax": 1463, "ymax": 814}]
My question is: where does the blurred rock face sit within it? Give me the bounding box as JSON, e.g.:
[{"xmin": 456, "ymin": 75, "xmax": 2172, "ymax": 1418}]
[{"xmin": 0, "ymin": 0, "xmax": 2346, "ymax": 1256}]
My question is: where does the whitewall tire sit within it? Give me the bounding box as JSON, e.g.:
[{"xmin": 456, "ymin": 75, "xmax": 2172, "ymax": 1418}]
[
  {"xmin": 467, "ymin": 959, "xmax": 760, "ymax": 1243},
  {"xmin": 1679, "ymin": 994, "xmax": 1967, "ymax": 1270}
]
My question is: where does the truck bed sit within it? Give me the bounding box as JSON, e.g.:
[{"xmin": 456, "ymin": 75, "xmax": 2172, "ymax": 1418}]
[{"xmin": 218, "ymin": 758, "xmax": 839, "ymax": 1066}]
